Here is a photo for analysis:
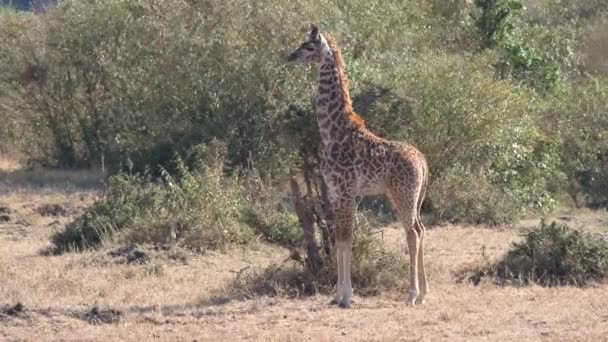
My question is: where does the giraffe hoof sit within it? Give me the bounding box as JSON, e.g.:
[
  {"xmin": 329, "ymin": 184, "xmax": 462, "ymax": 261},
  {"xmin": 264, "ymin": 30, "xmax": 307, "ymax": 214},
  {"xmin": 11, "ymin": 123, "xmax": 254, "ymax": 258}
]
[
  {"xmin": 338, "ymin": 301, "xmax": 351, "ymax": 309},
  {"xmin": 407, "ymin": 290, "xmax": 420, "ymax": 306},
  {"xmin": 329, "ymin": 298, "xmax": 341, "ymax": 306},
  {"xmin": 415, "ymin": 298, "xmax": 426, "ymax": 305}
]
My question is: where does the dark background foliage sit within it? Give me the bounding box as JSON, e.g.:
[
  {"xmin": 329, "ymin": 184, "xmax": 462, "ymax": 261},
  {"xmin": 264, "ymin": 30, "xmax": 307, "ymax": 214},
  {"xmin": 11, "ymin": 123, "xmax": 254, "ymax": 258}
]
[{"xmin": 1, "ymin": 0, "xmax": 608, "ymax": 225}]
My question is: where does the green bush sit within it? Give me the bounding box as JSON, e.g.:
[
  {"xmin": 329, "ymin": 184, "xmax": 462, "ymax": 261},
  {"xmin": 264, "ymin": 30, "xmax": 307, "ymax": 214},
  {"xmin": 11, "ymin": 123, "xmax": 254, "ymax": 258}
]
[
  {"xmin": 0, "ymin": 7, "xmax": 38, "ymax": 156},
  {"xmin": 242, "ymin": 170, "xmax": 302, "ymax": 246},
  {"xmin": 1, "ymin": 0, "xmax": 316, "ymax": 169},
  {"xmin": 243, "ymin": 206, "xmax": 301, "ymax": 246},
  {"xmin": 543, "ymin": 80, "xmax": 608, "ymax": 207},
  {"xmin": 3, "ymin": 0, "xmax": 608, "ymax": 223},
  {"xmin": 51, "ymin": 140, "xmax": 309, "ymax": 253},
  {"xmin": 473, "ymin": 0, "xmax": 523, "ymax": 49},
  {"xmin": 497, "ymin": 221, "xmax": 608, "ymax": 286},
  {"xmin": 429, "ymin": 166, "xmax": 522, "ymax": 225},
  {"xmin": 51, "ymin": 143, "xmax": 253, "ymax": 253},
  {"xmin": 357, "ymin": 52, "xmax": 560, "ymax": 223}
]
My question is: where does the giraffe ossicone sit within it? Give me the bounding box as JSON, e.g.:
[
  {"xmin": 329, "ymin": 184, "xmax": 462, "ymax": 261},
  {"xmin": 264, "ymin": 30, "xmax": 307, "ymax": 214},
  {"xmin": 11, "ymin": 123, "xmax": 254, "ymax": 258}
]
[{"xmin": 288, "ymin": 24, "xmax": 429, "ymax": 308}]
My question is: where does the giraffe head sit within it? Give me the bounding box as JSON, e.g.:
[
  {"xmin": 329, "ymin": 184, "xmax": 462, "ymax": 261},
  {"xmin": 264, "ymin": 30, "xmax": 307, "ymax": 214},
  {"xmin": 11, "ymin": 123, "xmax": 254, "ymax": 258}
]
[{"xmin": 287, "ymin": 24, "xmax": 325, "ymax": 64}]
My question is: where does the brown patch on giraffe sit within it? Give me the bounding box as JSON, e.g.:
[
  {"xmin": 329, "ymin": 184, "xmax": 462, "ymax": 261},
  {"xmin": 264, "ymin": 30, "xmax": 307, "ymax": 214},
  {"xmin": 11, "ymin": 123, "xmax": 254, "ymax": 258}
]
[{"xmin": 325, "ymin": 34, "xmax": 365, "ymax": 128}]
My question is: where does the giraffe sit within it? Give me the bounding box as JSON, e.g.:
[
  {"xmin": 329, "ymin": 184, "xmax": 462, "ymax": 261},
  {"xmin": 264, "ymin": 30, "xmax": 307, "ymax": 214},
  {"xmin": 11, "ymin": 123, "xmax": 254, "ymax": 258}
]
[{"xmin": 287, "ymin": 24, "xmax": 429, "ymax": 308}]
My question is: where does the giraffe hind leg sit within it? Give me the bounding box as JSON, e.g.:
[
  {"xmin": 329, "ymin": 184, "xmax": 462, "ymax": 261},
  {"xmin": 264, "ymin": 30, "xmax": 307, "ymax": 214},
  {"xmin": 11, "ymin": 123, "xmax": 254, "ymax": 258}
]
[
  {"xmin": 388, "ymin": 189, "xmax": 421, "ymax": 306},
  {"xmin": 416, "ymin": 163, "xmax": 429, "ymax": 304},
  {"xmin": 415, "ymin": 217, "xmax": 428, "ymax": 304}
]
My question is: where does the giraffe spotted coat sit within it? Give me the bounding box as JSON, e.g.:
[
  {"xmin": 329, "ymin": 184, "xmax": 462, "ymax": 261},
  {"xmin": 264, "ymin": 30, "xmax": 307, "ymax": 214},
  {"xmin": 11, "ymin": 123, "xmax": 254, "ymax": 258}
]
[{"xmin": 288, "ymin": 24, "xmax": 429, "ymax": 308}]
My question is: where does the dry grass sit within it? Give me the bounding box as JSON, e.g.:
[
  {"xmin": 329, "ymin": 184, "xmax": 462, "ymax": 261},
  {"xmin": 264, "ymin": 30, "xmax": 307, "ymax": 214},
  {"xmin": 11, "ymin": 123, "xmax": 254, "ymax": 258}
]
[
  {"xmin": 0, "ymin": 155, "xmax": 101, "ymax": 195},
  {"xmin": 1, "ymin": 163, "xmax": 608, "ymax": 341},
  {"xmin": 583, "ymin": 18, "xmax": 608, "ymax": 76}
]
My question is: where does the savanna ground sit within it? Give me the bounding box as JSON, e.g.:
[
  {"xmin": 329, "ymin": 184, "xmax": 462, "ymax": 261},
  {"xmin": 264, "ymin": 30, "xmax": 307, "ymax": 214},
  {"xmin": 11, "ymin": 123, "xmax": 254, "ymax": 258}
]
[{"xmin": 1, "ymin": 158, "xmax": 608, "ymax": 342}]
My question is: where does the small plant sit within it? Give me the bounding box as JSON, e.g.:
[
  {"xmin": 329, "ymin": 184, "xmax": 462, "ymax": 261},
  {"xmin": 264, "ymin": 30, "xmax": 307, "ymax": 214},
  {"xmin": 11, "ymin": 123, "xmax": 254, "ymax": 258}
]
[
  {"xmin": 144, "ymin": 263, "xmax": 164, "ymax": 277},
  {"xmin": 243, "ymin": 206, "xmax": 302, "ymax": 246},
  {"xmin": 473, "ymin": 0, "xmax": 523, "ymax": 49},
  {"xmin": 497, "ymin": 221, "xmax": 608, "ymax": 286},
  {"xmin": 242, "ymin": 170, "xmax": 302, "ymax": 246}
]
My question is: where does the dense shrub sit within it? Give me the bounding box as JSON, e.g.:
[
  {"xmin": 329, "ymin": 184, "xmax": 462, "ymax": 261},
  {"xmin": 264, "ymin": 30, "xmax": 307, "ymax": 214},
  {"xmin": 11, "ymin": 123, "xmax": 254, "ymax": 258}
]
[
  {"xmin": 0, "ymin": 7, "xmax": 39, "ymax": 156},
  {"xmin": 543, "ymin": 80, "xmax": 608, "ymax": 207},
  {"xmin": 2, "ymin": 0, "xmax": 608, "ymax": 225},
  {"xmin": 429, "ymin": 166, "xmax": 522, "ymax": 225},
  {"xmin": 51, "ymin": 145, "xmax": 253, "ymax": 253},
  {"xmin": 51, "ymin": 140, "xmax": 305, "ymax": 253},
  {"xmin": 497, "ymin": 221, "xmax": 608, "ymax": 286},
  {"xmin": 357, "ymin": 52, "xmax": 561, "ymax": 223},
  {"xmin": 0, "ymin": 0, "xmax": 314, "ymax": 169}
]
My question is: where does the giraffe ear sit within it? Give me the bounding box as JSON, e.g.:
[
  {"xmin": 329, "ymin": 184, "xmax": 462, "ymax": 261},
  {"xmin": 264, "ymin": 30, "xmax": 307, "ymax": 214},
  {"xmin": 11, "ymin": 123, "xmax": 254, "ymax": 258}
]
[{"xmin": 308, "ymin": 24, "xmax": 320, "ymax": 41}]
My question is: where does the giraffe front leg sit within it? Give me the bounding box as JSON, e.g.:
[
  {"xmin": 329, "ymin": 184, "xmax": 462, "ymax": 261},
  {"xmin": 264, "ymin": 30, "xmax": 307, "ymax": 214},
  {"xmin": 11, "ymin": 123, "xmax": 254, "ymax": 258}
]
[
  {"xmin": 330, "ymin": 246, "xmax": 344, "ymax": 305},
  {"xmin": 334, "ymin": 238, "xmax": 353, "ymax": 308},
  {"xmin": 333, "ymin": 201, "xmax": 354, "ymax": 309}
]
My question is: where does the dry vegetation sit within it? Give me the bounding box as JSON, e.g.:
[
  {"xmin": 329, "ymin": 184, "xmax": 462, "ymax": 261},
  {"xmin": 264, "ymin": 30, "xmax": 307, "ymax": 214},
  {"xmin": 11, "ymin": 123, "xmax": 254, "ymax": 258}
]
[
  {"xmin": 2, "ymin": 1, "xmax": 608, "ymax": 340},
  {"xmin": 1, "ymin": 159, "xmax": 607, "ymax": 341}
]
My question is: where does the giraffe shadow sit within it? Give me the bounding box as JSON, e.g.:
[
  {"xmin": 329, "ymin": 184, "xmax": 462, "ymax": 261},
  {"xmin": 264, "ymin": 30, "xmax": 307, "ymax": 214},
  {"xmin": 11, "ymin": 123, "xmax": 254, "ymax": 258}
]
[{"xmin": 201, "ymin": 250, "xmax": 408, "ymax": 306}]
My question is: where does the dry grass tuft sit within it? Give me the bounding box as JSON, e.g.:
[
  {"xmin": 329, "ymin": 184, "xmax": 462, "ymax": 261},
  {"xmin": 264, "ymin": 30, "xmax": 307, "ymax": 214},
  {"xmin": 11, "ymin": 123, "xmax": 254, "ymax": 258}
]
[
  {"xmin": 583, "ymin": 19, "xmax": 608, "ymax": 76},
  {"xmin": 35, "ymin": 203, "xmax": 72, "ymax": 217}
]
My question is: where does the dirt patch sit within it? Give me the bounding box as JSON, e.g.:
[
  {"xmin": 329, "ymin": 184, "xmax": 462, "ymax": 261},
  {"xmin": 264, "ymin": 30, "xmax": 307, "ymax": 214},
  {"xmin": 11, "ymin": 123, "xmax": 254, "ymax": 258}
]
[
  {"xmin": 0, "ymin": 303, "xmax": 29, "ymax": 321},
  {"xmin": 81, "ymin": 306, "xmax": 124, "ymax": 325},
  {"xmin": 15, "ymin": 218, "xmax": 31, "ymax": 226},
  {"xmin": 0, "ymin": 206, "xmax": 30, "ymax": 226},
  {"xmin": 36, "ymin": 203, "xmax": 71, "ymax": 217},
  {"xmin": 0, "ymin": 206, "xmax": 11, "ymax": 223},
  {"xmin": 47, "ymin": 220, "xmax": 61, "ymax": 227},
  {"xmin": 108, "ymin": 244, "xmax": 150, "ymax": 265}
]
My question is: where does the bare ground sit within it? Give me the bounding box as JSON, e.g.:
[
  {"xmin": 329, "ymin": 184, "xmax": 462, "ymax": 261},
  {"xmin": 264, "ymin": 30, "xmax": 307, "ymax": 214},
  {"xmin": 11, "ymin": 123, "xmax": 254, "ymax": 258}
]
[{"xmin": 1, "ymin": 159, "xmax": 608, "ymax": 341}]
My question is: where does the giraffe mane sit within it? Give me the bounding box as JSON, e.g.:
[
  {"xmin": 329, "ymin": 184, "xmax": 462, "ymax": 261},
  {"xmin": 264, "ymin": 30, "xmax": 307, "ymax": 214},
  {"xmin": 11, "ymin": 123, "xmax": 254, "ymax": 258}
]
[{"xmin": 324, "ymin": 34, "xmax": 365, "ymax": 128}]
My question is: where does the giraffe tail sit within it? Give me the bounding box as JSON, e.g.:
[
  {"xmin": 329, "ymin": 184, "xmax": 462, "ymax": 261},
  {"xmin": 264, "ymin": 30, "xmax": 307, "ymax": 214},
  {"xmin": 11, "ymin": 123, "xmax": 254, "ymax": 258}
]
[{"xmin": 416, "ymin": 157, "xmax": 429, "ymax": 231}]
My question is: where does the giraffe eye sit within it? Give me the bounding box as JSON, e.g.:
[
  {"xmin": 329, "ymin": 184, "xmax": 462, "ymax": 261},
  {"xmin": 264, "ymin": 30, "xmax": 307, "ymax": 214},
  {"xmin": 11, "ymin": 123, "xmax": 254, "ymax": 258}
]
[{"xmin": 305, "ymin": 47, "xmax": 314, "ymax": 52}]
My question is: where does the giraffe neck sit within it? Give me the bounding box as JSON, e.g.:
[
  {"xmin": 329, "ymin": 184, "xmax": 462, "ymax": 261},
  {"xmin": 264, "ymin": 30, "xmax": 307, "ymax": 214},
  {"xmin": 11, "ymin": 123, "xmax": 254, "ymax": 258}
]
[{"xmin": 315, "ymin": 36, "xmax": 353, "ymax": 148}]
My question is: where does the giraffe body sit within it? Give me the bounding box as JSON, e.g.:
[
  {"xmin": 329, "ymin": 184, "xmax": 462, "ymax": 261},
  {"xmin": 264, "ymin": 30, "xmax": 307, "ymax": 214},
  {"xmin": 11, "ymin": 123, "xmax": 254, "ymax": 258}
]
[{"xmin": 288, "ymin": 25, "xmax": 429, "ymax": 308}]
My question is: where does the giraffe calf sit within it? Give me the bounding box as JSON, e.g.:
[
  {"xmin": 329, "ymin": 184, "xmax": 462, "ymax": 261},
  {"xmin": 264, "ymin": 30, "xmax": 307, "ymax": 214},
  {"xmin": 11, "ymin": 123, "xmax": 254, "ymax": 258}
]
[{"xmin": 288, "ymin": 25, "xmax": 429, "ymax": 308}]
